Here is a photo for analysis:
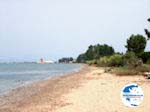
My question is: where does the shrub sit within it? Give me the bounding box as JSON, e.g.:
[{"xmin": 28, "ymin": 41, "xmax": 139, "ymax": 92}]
[
  {"xmin": 112, "ymin": 67, "xmax": 139, "ymax": 76},
  {"xmin": 97, "ymin": 54, "xmax": 124, "ymax": 67},
  {"xmin": 135, "ymin": 65, "xmax": 150, "ymax": 72},
  {"xmin": 108, "ymin": 54, "xmax": 124, "ymax": 66},
  {"xmin": 123, "ymin": 52, "xmax": 143, "ymax": 68},
  {"xmin": 146, "ymin": 60, "xmax": 150, "ymax": 64},
  {"xmin": 139, "ymin": 52, "xmax": 150, "ymax": 64},
  {"xmin": 86, "ymin": 60, "xmax": 97, "ymax": 65},
  {"xmin": 97, "ymin": 56, "xmax": 110, "ymax": 67},
  {"xmin": 112, "ymin": 65, "xmax": 150, "ymax": 76}
]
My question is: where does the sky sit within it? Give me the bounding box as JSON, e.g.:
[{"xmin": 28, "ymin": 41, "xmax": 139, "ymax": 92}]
[{"xmin": 0, "ymin": 0, "xmax": 150, "ymax": 62}]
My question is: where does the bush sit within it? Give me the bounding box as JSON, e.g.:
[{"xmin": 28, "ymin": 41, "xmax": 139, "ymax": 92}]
[
  {"xmin": 135, "ymin": 65, "xmax": 150, "ymax": 72},
  {"xmin": 108, "ymin": 54, "xmax": 124, "ymax": 66},
  {"xmin": 97, "ymin": 56, "xmax": 110, "ymax": 67},
  {"xmin": 123, "ymin": 52, "xmax": 143, "ymax": 68},
  {"xmin": 146, "ymin": 60, "xmax": 150, "ymax": 64},
  {"xmin": 139, "ymin": 52, "xmax": 150, "ymax": 64},
  {"xmin": 112, "ymin": 66, "xmax": 139, "ymax": 76},
  {"xmin": 97, "ymin": 54, "xmax": 124, "ymax": 67},
  {"xmin": 86, "ymin": 60, "xmax": 97, "ymax": 65},
  {"xmin": 112, "ymin": 65, "xmax": 150, "ymax": 76}
]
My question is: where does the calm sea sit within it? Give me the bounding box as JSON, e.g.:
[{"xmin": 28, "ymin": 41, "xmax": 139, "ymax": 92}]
[{"xmin": 0, "ymin": 63, "xmax": 81, "ymax": 94}]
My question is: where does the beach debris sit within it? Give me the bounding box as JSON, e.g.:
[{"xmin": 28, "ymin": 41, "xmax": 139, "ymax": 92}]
[
  {"xmin": 143, "ymin": 72, "xmax": 150, "ymax": 79},
  {"xmin": 147, "ymin": 74, "xmax": 150, "ymax": 79}
]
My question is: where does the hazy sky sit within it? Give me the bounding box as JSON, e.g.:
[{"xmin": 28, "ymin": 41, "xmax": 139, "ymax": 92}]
[{"xmin": 0, "ymin": 0, "xmax": 150, "ymax": 62}]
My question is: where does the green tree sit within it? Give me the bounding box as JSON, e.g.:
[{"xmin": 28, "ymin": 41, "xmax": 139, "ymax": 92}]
[
  {"xmin": 139, "ymin": 52, "xmax": 150, "ymax": 63},
  {"xmin": 125, "ymin": 34, "xmax": 147, "ymax": 54},
  {"xmin": 76, "ymin": 44, "xmax": 115, "ymax": 63},
  {"xmin": 85, "ymin": 44, "xmax": 114, "ymax": 60},
  {"xmin": 85, "ymin": 45, "xmax": 95, "ymax": 60},
  {"xmin": 97, "ymin": 44, "xmax": 114, "ymax": 57},
  {"xmin": 144, "ymin": 18, "xmax": 150, "ymax": 40},
  {"xmin": 76, "ymin": 53, "xmax": 87, "ymax": 63}
]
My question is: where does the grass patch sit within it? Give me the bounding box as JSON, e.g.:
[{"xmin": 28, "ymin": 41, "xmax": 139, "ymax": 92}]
[{"xmin": 111, "ymin": 64, "xmax": 150, "ymax": 76}]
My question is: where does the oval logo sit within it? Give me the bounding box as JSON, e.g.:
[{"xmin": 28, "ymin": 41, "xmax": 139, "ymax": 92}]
[{"xmin": 121, "ymin": 83, "xmax": 144, "ymax": 107}]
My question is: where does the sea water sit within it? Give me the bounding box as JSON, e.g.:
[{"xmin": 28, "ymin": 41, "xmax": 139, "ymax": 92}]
[{"xmin": 0, "ymin": 63, "xmax": 81, "ymax": 94}]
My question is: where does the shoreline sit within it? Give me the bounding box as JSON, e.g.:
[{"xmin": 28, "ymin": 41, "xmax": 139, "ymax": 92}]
[
  {"xmin": 0, "ymin": 65, "xmax": 150, "ymax": 112},
  {"xmin": 0, "ymin": 63, "xmax": 83, "ymax": 96},
  {"xmin": 0, "ymin": 64, "xmax": 90, "ymax": 112}
]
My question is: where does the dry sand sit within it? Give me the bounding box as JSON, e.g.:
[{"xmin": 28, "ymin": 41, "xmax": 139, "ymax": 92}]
[{"xmin": 0, "ymin": 65, "xmax": 150, "ymax": 112}]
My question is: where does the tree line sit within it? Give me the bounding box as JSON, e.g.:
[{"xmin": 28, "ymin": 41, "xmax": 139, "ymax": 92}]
[{"xmin": 77, "ymin": 18, "xmax": 150, "ymax": 67}]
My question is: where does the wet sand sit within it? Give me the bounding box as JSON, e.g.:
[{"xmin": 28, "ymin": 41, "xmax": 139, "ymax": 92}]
[
  {"xmin": 0, "ymin": 66, "xmax": 150, "ymax": 112},
  {"xmin": 0, "ymin": 65, "xmax": 90, "ymax": 112}
]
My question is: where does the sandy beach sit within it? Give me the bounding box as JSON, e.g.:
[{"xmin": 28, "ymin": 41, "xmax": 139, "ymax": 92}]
[{"xmin": 0, "ymin": 65, "xmax": 150, "ymax": 112}]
